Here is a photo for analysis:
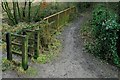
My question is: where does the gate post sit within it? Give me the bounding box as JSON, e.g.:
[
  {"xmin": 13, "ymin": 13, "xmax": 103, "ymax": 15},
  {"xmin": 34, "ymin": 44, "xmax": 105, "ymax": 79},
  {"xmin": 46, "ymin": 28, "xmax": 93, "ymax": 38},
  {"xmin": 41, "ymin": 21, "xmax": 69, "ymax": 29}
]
[
  {"xmin": 57, "ymin": 14, "xmax": 60, "ymax": 29},
  {"xmin": 6, "ymin": 32, "xmax": 12, "ymax": 61},
  {"xmin": 22, "ymin": 35, "xmax": 28, "ymax": 70},
  {"xmin": 34, "ymin": 30, "xmax": 39, "ymax": 59}
]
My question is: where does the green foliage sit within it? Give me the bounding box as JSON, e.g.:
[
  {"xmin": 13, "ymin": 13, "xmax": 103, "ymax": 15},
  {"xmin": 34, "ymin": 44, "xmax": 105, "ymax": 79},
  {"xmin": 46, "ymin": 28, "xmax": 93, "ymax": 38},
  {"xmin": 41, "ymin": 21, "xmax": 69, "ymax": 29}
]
[
  {"xmin": 36, "ymin": 38, "xmax": 61, "ymax": 64},
  {"xmin": 2, "ymin": 58, "xmax": 15, "ymax": 71},
  {"xmin": 37, "ymin": 54, "xmax": 47, "ymax": 64},
  {"xmin": 82, "ymin": 4, "xmax": 120, "ymax": 66},
  {"xmin": 26, "ymin": 67, "xmax": 37, "ymax": 76},
  {"xmin": 2, "ymin": 4, "xmax": 71, "ymax": 53},
  {"xmin": 33, "ymin": 3, "xmax": 70, "ymax": 22},
  {"xmin": 2, "ymin": 2, "xmax": 72, "ymax": 25},
  {"xmin": 69, "ymin": 11, "xmax": 78, "ymax": 22}
]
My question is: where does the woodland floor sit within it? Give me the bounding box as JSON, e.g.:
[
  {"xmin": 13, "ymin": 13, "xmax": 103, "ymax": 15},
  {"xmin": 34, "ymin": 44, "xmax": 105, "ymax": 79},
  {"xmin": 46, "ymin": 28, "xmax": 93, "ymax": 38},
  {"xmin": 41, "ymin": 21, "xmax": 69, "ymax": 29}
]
[{"xmin": 2, "ymin": 13, "xmax": 119, "ymax": 78}]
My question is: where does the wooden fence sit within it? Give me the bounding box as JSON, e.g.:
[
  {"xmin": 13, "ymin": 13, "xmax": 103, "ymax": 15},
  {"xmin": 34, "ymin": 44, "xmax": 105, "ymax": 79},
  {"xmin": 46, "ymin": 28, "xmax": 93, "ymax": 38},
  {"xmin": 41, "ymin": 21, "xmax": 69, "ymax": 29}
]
[
  {"xmin": 43, "ymin": 6, "xmax": 76, "ymax": 30},
  {"xmin": 6, "ymin": 33, "xmax": 28, "ymax": 70},
  {"xmin": 5, "ymin": 6, "xmax": 76, "ymax": 70}
]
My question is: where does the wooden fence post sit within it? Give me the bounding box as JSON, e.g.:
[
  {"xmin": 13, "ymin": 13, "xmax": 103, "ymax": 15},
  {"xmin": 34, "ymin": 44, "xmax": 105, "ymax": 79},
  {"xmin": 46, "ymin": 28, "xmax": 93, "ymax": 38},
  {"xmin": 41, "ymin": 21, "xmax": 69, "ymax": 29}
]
[
  {"xmin": 64, "ymin": 11, "xmax": 67, "ymax": 24},
  {"xmin": 69, "ymin": 8, "xmax": 71, "ymax": 14},
  {"xmin": 6, "ymin": 32, "xmax": 12, "ymax": 61},
  {"xmin": 22, "ymin": 35, "xmax": 28, "ymax": 70},
  {"xmin": 34, "ymin": 30, "xmax": 39, "ymax": 59},
  {"xmin": 57, "ymin": 14, "xmax": 60, "ymax": 29},
  {"xmin": 68, "ymin": 9, "xmax": 70, "ymax": 20},
  {"xmin": 66, "ymin": 10, "xmax": 69, "ymax": 23},
  {"xmin": 75, "ymin": 7, "xmax": 77, "ymax": 13}
]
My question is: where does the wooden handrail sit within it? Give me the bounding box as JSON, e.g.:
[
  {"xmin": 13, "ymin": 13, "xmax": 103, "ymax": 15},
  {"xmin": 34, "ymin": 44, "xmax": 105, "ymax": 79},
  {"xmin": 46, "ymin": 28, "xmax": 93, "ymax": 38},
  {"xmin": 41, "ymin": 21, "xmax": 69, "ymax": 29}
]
[{"xmin": 43, "ymin": 6, "xmax": 75, "ymax": 20}]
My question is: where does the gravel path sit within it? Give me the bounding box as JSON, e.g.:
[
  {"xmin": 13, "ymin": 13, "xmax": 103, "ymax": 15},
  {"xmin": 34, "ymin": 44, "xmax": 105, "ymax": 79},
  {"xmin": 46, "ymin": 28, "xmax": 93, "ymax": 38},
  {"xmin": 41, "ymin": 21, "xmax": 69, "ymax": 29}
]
[{"xmin": 2, "ymin": 15, "xmax": 119, "ymax": 78}]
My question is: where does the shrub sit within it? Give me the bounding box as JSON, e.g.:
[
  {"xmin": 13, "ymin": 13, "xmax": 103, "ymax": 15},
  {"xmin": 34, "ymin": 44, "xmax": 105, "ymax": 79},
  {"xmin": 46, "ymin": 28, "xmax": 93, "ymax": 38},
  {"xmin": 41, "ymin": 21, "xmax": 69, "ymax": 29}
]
[{"xmin": 85, "ymin": 4, "xmax": 120, "ymax": 66}]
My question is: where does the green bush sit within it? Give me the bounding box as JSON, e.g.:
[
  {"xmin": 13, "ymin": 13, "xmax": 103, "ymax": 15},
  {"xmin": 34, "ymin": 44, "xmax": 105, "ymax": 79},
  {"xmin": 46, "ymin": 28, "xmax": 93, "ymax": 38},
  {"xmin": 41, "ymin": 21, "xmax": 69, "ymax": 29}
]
[{"xmin": 85, "ymin": 4, "xmax": 120, "ymax": 66}]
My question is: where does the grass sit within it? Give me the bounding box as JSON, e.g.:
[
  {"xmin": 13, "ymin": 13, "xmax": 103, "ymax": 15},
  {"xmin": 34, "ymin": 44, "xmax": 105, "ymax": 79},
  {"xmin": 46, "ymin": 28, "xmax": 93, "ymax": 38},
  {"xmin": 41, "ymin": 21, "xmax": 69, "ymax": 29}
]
[
  {"xmin": 2, "ymin": 58, "xmax": 14, "ymax": 71},
  {"xmin": 32, "ymin": 38, "xmax": 61, "ymax": 64},
  {"xmin": 16, "ymin": 66, "xmax": 37, "ymax": 77}
]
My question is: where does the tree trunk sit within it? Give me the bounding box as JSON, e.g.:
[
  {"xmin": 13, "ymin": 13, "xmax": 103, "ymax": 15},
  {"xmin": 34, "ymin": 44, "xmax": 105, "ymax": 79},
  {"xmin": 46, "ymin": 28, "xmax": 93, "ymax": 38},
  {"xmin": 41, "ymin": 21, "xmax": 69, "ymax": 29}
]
[
  {"xmin": 28, "ymin": 1, "xmax": 32, "ymax": 22},
  {"xmin": 13, "ymin": 1, "xmax": 18, "ymax": 24},
  {"xmin": 23, "ymin": 1, "xmax": 27, "ymax": 18},
  {"xmin": 33, "ymin": 3, "xmax": 41, "ymax": 21},
  {"xmin": 16, "ymin": 2, "xmax": 21, "ymax": 20},
  {"xmin": 2, "ymin": 2, "xmax": 16, "ymax": 25}
]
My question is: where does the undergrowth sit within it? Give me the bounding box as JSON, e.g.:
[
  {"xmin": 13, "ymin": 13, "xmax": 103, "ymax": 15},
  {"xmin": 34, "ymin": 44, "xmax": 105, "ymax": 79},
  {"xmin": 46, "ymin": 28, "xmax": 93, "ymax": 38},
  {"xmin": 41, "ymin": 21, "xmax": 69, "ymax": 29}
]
[{"xmin": 81, "ymin": 4, "xmax": 120, "ymax": 67}]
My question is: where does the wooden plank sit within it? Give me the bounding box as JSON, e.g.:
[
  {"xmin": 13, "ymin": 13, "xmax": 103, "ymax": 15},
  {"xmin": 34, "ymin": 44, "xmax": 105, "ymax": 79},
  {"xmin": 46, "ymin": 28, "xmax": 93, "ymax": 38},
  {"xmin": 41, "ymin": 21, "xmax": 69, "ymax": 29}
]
[
  {"xmin": 11, "ymin": 33, "xmax": 25, "ymax": 38},
  {"xmin": 12, "ymin": 50, "xmax": 33, "ymax": 57},
  {"xmin": 12, "ymin": 42, "xmax": 22, "ymax": 46},
  {"xmin": 28, "ymin": 45, "xmax": 34, "ymax": 48},
  {"xmin": 12, "ymin": 50, "xmax": 21, "ymax": 55},
  {"xmin": 43, "ymin": 7, "xmax": 75, "ymax": 20},
  {"xmin": 24, "ymin": 29, "xmax": 35, "ymax": 32},
  {"xmin": 28, "ymin": 38, "xmax": 34, "ymax": 41},
  {"xmin": 57, "ymin": 14, "xmax": 60, "ymax": 28}
]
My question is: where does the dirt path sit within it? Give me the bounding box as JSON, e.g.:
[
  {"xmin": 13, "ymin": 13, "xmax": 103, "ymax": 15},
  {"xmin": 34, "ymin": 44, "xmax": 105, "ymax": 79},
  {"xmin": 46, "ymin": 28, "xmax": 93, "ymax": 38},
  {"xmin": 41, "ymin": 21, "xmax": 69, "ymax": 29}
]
[
  {"xmin": 2, "ymin": 15, "xmax": 119, "ymax": 78},
  {"xmin": 34, "ymin": 16, "xmax": 118, "ymax": 78}
]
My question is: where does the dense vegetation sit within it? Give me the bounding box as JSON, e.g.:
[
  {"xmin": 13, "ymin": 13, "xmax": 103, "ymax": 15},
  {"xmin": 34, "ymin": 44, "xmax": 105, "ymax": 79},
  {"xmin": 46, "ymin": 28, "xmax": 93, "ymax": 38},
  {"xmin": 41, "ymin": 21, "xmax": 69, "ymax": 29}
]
[
  {"xmin": 2, "ymin": 2, "xmax": 72, "ymax": 25},
  {"xmin": 81, "ymin": 3, "xmax": 120, "ymax": 67}
]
